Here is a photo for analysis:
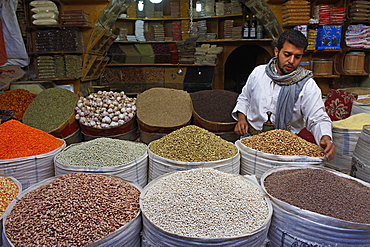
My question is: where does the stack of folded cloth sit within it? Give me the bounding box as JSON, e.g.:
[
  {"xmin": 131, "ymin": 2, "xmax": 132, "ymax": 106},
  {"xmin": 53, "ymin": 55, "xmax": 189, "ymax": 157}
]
[{"xmin": 345, "ymin": 24, "xmax": 370, "ymax": 49}]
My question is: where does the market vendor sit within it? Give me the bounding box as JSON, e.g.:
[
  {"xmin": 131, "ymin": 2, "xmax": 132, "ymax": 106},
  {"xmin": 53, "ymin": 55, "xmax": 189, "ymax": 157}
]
[{"xmin": 232, "ymin": 29, "xmax": 335, "ymax": 160}]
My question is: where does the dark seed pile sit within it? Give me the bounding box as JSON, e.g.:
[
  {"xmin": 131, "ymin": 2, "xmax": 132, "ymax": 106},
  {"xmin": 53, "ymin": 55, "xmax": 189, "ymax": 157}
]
[
  {"xmin": 190, "ymin": 90, "xmax": 238, "ymax": 123},
  {"xmin": 264, "ymin": 168, "xmax": 370, "ymax": 224}
]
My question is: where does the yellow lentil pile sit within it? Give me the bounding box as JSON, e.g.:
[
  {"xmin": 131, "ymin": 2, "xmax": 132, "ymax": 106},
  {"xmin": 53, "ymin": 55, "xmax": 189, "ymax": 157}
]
[
  {"xmin": 241, "ymin": 129, "xmax": 324, "ymax": 157},
  {"xmin": 332, "ymin": 113, "xmax": 370, "ymax": 129},
  {"xmin": 342, "ymin": 87, "xmax": 370, "ymax": 95},
  {"xmin": 0, "ymin": 177, "xmax": 19, "ymax": 215},
  {"xmin": 149, "ymin": 125, "xmax": 238, "ymax": 162}
]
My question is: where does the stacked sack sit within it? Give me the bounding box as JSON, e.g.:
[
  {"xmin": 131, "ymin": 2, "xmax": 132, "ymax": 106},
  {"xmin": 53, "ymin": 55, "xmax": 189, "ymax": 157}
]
[
  {"xmin": 349, "ymin": 0, "xmax": 370, "ymax": 22},
  {"xmin": 30, "ymin": 0, "xmax": 59, "ymax": 26},
  {"xmin": 282, "ymin": 0, "xmax": 311, "ymax": 26}
]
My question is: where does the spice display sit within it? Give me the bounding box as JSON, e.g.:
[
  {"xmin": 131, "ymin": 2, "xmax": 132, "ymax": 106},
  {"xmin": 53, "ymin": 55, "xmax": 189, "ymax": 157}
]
[
  {"xmin": 0, "ymin": 89, "xmax": 36, "ymax": 119},
  {"xmin": 264, "ymin": 168, "xmax": 370, "ymax": 224},
  {"xmin": 5, "ymin": 173, "xmax": 140, "ymax": 246},
  {"xmin": 136, "ymin": 88, "xmax": 192, "ymax": 127},
  {"xmin": 149, "ymin": 125, "xmax": 238, "ymax": 162},
  {"xmin": 355, "ymin": 97, "xmax": 370, "ymax": 104},
  {"xmin": 75, "ymin": 91, "xmax": 136, "ymax": 129},
  {"xmin": 191, "ymin": 90, "xmax": 238, "ymax": 123},
  {"xmin": 332, "ymin": 113, "xmax": 370, "ymax": 129},
  {"xmin": 0, "ymin": 120, "xmax": 64, "ymax": 160},
  {"xmin": 241, "ymin": 129, "xmax": 324, "ymax": 157},
  {"xmin": 22, "ymin": 88, "xmax": 78, "ymax": 133},
  {"xmin": 142, "ymin": 168, "xmax": 269, "ymax": 238},
  {"xmin": 56, "ymin": 138, "xmax": 146, "ymax": 167},
  {"xmin": 0, "ymin": 177, "xmax": 19, "ymax": 215}
]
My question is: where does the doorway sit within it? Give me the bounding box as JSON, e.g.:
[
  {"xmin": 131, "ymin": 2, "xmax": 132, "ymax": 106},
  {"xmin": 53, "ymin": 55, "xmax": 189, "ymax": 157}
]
[{"xmin": 224, "ymin": 44, "xmax": 271, "ymax": 93}]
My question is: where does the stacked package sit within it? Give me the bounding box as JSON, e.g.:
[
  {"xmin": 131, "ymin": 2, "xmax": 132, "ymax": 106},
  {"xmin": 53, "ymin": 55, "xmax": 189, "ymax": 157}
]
[
  {"xmin": 195, "ymin": 44, "xmax": 223, "ymax": 65},
  {"xmin": 145, "ymin": 0, "xmax": 155, "ymax": 18},
  {"xmin": 34, "ymin": 28, "xmax": 83, "ymax": 53},
  {"xmin": 180, "ymin": 0, "xmax": 190, "ymax": 18},
  {"xmin": 181, "ymin": 20, "xmax": 191, "ymax": 40},
  {"xmin": 224, "ymin": 20, "xmax": 234, "ymax": 39},
  {"xmin": 349, "ymin": 0, "xmax": 370, "ymax": 22},
  {"xmin": 54, "ymin": 55, "xmax": 65, "ymax": 78},
  {"xmin": 230, "ymin": 0, "xmax": 242, "ymax": 14},
  {"xmin": 30, "ymin": 0, "xmax": 59, "ymax": 26},
  {"xmin": 61, "ymin": 10, "xmax": 90, "ymax": 26},
  {"xmin": 177, "ymin": 38, "xmax": 197, "ymax": 64},
  {"xmin": 37, "ymin": 56, "xmax": 56, "ymax": 79},
  {"xmin": 135, "ymin": 20, "xmax": 146, "ymax": 41},
  {"xmin": 205, "ymin": 0, "xmax": 215, "ymax": 16},
  {"xmin": 152, "ymin": 44, "xmax": 171, "ymax": 63},
  {"xmin": 282, "ymin": 0, "xmax": 311, "ymax": 26},
  {"xmin": 170, "ymin": 2, "xmax": 180, "ymax": 18},
  {"xmin": 216, "ymin": 2, "xmax": 224, "ymax": 16},
  {"xmin": 172, "ymin": 21, "xmax": 182, "ymax": 41},
  {"xmin": 307, "ymin": 29, "xmax": 318, "ymax": 51},
  {"xmin": 168, "ymin": 43, "xmax": 179, "ymax": 64},
  {"xmin": 134, "ymin": 44, "xmax": 155, "ymax": 64},
  {"xmin": 60, "ymin": 28, "xmax": 84, "ymax": 51},
  {"xmin": 106, "ymin": 44, "xmax": 126, "ymax": 64},
  {"xmin": 224, "ymin": 2, "xmax": 232, "ymax": 15},
  {"xmin": 345, "ymin": 24, "xmax": 370, "ymax": 49},
  {"xmin": 197, "ymin": 20, "xmax": 207, "ymax": 40},
  {"xmin": 65, "ymin": 55, "xmax": 82, "ymax": 78},
  {"xmin": 318, "ymin": 5, "xmax": 346, "ymax": 24},
  {"xmin": 231, "ymin": 27, "xmax": 242, "ymax": 39},
  {"xmin": 152, "ymin": 24, "xmax": 165, "ymax": 41}
]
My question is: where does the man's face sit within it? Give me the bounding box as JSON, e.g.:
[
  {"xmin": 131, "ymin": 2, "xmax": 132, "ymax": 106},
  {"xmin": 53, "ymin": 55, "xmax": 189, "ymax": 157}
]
[{"xmin": 274, "ymin": 41, "xmax": 304, "ymax": 75}]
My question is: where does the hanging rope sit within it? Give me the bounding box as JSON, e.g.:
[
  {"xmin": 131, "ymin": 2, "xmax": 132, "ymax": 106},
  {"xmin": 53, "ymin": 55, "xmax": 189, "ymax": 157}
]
[{"xmin": 189, "ymin": 0, "xmax": 194, "ymax": 34}]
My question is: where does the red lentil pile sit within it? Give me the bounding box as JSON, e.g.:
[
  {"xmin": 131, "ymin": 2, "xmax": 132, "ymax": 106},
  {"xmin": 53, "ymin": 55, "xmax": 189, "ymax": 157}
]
[
  {"xmin": 264, "ymin": 168, "xmax": 370, "ymax": 224},
  {"xmin": 0, "ymin": 120, "xmax": 64, "ymax": 160},
  {"xmin": 0, "ymin": 177, "xmax": 19, "ymax": 215},
  {"xmin": 0, "ymin": 89, "xmax": 36, "ymax": 119}
]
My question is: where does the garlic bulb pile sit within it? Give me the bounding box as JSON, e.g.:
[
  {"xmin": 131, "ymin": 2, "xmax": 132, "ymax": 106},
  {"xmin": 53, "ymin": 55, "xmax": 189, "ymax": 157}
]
[{"xmin": 75, "ymin": 91, "xmax": 136, "ymax": 129}]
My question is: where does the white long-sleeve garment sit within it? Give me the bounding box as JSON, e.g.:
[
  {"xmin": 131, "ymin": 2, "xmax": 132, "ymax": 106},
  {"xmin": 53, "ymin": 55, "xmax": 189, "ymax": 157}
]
[{"xmin": 232, "ymin": 64, "xmax": 333, "ymax": 145}]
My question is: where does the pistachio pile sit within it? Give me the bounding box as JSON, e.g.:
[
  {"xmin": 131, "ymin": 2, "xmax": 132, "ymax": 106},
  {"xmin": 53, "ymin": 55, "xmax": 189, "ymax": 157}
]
[{"xmin": 75, "ymin": 91, "xmax": 136, "ymax": 129}]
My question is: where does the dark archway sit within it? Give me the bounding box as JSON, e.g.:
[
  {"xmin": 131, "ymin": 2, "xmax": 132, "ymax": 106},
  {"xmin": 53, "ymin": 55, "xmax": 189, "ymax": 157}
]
[{"xmin": 224, "ymin": 44, "xmax": 271, "ymax": 93}]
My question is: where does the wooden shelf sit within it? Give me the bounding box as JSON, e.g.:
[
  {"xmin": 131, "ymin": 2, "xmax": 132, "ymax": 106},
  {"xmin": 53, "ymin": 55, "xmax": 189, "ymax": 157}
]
[
  {"xmin": 313, "ymin": 75, "xmax": 341, "ymax": 78},
  {"xmin": 58, "ymin": 0, "xmax": 110, "ymax": 4},
  {"xmin": 106, "ymin": 63, "xmax": 216, "ymax": 67},
  {"xmin": 116, "ymin": 14, "xmax": 243, "ymax": 21},
  {"xmin": 114, "ymin": 38, "xmax": 273, "ymax": 44}
]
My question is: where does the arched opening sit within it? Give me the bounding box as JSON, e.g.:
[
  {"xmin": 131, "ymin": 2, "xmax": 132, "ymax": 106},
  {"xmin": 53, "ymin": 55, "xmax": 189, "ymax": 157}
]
[{"xmin": 224, "ymin": 44, "xmax": 271, "ymax": 93}]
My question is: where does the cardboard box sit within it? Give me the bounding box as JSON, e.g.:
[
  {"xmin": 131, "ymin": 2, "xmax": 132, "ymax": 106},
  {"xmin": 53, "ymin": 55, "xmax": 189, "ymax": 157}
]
[{"xmin": 316, "ymin": 25, "xmax": 342, "ymax": 50}]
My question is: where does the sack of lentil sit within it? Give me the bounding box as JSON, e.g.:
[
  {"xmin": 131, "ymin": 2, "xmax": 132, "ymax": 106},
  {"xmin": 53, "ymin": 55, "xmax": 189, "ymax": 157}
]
[
  {"xmin": 147, "ymin": 125, "xmax": 240, "ymax": 182},
  {"xmin": 326, "ymin": 113, "xmax": 370, "ymax": 174},
  {"xmin": 235, "ymin": 129, "xmax": 325, "ymax": 180},
  {"xmin": 351, "ymin": 125, "xmax": 370, "ymax": 183},
  {"xmin": 2, "ymin": 173, "xmax": 142, "ymax": 247},
  {"xmin": 141, "ymin": 168, "xmax": 273, "ymax": 247},
  {"xmin": 261, "ymin": 165, "xmax": 370, "ymax": 246},
  {"xmin": 136, "ymin": 88, "xmax": 193, "ymax": 144},
  {"xmin": 0, "ymin": 120, "xmax": 66, "ymax": 190},
  {"xmin": 54, "ymin": 138, "xmax": 148, "ymax": 188},
  {"xmin": 0, "ymin": 175, "xmax": 21, "ymax": 247}
]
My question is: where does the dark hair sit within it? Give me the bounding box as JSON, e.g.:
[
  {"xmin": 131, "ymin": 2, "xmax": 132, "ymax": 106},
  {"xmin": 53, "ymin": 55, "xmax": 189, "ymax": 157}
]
[{"xmin": 276, "ymin": 29, "xmax": 308, "ymax": 50}]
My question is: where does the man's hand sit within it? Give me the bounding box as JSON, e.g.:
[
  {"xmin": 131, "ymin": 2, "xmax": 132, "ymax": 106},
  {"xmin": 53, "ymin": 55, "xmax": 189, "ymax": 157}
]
[
  {"xmin": 234, "ymin": 112, "xmax": 249, "ymax": 136},
  {"xmin": 320, "ymin": 135, "xmax": 335, "ymax": 160}
]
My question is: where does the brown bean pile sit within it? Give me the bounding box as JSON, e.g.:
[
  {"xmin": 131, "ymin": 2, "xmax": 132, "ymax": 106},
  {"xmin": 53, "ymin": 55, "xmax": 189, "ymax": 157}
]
[
  {"xmin": 343, "ymin": 87, "xmax": 370, "ymax": 95},
  {"xmin": 241, "ymin": 129, "xmax": 324, "ymax": 157},
  {"xmin": 149, "ymin": 125, "xmax": 238, "ymax": 162},
  {"xmin": 264, "ymin": 168, "xmax": 370, "ymax": 224},
  {"xmin": 136, "ymin": 88, "xmax": 192, "ymax": 127},
  {"xmin": 190, "ymin": 90, "xmax": 238, "ymax": 123},
  {"xmin": 5, "ymin": 173, "xmax": 140, "ymax": 247}
]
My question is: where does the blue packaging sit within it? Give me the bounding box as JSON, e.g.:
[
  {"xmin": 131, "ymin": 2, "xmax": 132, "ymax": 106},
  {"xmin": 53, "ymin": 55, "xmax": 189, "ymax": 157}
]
[{"xmin": 316, "ymin": 25, "xmax": 342, "ymax": 50}]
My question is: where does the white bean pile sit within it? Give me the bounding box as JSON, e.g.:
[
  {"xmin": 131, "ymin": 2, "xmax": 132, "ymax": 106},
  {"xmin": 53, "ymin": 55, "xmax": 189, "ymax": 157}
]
[
  {"xmin": 56, "ymin": 138, "xmax": 147, "ymax": 167},
  {"xmin": 142, "ymin": 168, "xmax": 269, "ymax": 238}
]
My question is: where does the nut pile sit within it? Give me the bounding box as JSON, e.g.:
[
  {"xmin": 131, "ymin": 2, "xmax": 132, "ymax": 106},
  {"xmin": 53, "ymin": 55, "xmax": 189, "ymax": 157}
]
[
  {"xmin": 5, "ymin": 173, "xmax": 140, "ymax": 246},
  {"xmin": 56, "ymin": 138, "xmax": 147, "ymax": 167},
  {"xmin": 264, "ymin": 168, "xmax": 370, "ymax": 224},
  {"xmin": 75, "ymin": 91, "xmax": 136, "ymax": 129},
  {"xmin": 241, "ymin": 129, "xmax": 324, "ymax": 157},
  {"xmin": 149, "ymin": 125, "xmax": 238, "ymax": 162},
  {"xmin": 0, "ymin": 177, "xmax": 19, "ymax": 215},
  {"xmin": 142, "ymin": 168, "xmax": 269, "ymax": 238},
  {"xmin": 355, "ymin": 98, "xmax": 370, "ymax": 104}
]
